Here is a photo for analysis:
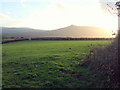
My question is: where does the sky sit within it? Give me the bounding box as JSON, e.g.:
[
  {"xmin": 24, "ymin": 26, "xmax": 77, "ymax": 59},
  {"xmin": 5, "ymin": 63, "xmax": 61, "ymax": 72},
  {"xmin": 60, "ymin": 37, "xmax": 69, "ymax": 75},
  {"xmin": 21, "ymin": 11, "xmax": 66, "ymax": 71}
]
[{"xmin": 0, "ymin": 0, "xmax": 118, "ymax": 32}]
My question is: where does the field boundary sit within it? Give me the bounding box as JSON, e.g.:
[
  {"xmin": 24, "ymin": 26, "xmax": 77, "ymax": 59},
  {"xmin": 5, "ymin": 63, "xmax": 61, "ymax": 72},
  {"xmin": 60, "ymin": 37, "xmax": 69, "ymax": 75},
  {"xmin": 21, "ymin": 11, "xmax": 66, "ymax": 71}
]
[
  {"xmin": 2, "ymin": 37, "xmax": 113, "ymax": 44},
  {"xmin": 2, "ymin": 39, "xmax": 29, "ymax": 44}
]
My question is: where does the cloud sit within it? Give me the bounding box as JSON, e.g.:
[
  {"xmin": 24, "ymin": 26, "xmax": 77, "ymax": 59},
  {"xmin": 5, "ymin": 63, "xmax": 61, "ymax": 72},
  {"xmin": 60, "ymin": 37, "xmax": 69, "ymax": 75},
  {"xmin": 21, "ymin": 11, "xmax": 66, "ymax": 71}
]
[
  {"xmin": 0, "ymin": 14, "xmax": 12, "ymax": 27},
  {"xmin": 6, "ymin": 11, "xmax": 11, "ymax": 14},
  {"xmin": 0, "ymin": 14, "xmax": 11, "ymax": 19},
  {"xmin": 22, "ymin": 1, "xmax": 117, "ymax": 30},
  {"xmin": 21, "ymin": 1, "xmax": 71, "ymax": 29},
  {"xmin": 20, "ymin": 0, "xmax": 28, "ymax": 8},
  {"xmin": 0, "ymin": 13, "xmax": 25, "ymax": 27}
]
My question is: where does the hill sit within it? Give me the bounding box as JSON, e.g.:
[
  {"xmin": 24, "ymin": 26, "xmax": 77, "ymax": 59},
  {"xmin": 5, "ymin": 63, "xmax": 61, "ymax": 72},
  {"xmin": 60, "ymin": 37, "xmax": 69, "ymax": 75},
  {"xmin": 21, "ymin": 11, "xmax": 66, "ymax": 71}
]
[
  {"xmin": 2, "ymin": 27, "xmax": 46, "ymax": 38},
  {"xmin": 2, "ymin": 25, "xmax": 113, "ymax": 38}
]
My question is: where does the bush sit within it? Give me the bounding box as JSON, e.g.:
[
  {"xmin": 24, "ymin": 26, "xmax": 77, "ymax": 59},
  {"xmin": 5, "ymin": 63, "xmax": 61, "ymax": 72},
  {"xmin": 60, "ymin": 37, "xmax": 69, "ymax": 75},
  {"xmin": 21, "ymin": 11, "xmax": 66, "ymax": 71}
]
[{"xmin": 81, "ymin": 38, "xmax": 119, "ymax": 88}]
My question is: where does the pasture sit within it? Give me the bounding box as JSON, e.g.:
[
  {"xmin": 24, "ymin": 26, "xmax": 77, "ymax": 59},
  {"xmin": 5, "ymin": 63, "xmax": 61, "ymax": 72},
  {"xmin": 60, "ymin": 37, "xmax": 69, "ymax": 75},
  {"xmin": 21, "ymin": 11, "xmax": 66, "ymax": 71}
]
[{"xmin": 2, "ymin": 40, "xmax": 111, "ymax": 88}]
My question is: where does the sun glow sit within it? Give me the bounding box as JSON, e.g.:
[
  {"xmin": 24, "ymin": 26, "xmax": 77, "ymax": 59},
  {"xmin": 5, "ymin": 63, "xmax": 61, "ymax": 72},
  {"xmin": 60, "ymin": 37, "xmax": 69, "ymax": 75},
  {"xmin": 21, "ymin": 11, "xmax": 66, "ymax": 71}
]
[{"xmin": 0, "ymin": 0, "xmax": 118, "ymax": 32}]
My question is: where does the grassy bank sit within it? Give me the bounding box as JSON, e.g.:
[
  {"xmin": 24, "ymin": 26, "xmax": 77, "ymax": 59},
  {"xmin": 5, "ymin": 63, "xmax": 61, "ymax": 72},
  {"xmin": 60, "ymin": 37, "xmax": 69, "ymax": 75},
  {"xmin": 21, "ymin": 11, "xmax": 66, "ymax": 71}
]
[{"xmin": 81, "ymin": 39, "xmax": 118, "ymax": 88}]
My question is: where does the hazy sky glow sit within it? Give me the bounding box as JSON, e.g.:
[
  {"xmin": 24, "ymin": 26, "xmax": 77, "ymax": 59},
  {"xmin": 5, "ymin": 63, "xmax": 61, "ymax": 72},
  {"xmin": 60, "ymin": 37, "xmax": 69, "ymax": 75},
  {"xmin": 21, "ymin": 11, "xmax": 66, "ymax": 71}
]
[{"xmin": 0, "ymin": 0, "xmax": 118, "ymax": 31}]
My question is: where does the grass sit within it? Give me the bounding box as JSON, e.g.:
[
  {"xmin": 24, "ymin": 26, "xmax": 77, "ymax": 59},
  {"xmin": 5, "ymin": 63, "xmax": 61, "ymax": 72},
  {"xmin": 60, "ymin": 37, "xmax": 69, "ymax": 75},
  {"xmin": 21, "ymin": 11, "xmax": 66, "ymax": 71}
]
[
  {"xmin": 2, "ymin": 40, "xmax": 111, "ymax": 88},
  {"xmin": 2, "ymin": 38, "xmax": 16, "ymax": 41}
]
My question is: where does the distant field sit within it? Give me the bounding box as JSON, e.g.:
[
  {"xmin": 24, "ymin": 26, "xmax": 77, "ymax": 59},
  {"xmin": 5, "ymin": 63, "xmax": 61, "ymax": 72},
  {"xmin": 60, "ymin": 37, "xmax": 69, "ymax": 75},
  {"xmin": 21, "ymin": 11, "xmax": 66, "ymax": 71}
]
[
  {"xmin": 2, "ymin": 38, "xmax": 15, "ymax": 41},
  {"xmin": 2, "ymin": 40, "xmax": 111, "ymax": 88}
]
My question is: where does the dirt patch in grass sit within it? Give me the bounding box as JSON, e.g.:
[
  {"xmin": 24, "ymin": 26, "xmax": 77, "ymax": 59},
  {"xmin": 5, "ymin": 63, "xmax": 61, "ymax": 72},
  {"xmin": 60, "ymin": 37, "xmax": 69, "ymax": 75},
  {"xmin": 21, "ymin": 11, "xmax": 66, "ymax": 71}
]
[{"xmin": 59, "ymin": 69, "xmax": 83, "ymax": 78}]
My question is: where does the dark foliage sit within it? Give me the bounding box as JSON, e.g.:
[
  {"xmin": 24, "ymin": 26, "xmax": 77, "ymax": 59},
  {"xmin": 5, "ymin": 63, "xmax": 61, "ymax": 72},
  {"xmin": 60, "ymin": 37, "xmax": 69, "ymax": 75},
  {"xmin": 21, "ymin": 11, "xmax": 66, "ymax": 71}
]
[
  {"xmin": 81, "ymin": 30, "xmax": 120, "ymax": 88},
  {"xmin": 2, "ymin": 38, "xmax": 29, "ymax": 44}
]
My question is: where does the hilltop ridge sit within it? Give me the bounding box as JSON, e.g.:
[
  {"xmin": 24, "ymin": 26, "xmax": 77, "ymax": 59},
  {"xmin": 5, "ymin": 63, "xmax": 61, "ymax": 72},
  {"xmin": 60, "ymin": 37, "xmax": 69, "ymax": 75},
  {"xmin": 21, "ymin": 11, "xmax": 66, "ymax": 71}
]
[{"xmin": 2, "ymin": 25, "xmax": 113, "ymax": 38}]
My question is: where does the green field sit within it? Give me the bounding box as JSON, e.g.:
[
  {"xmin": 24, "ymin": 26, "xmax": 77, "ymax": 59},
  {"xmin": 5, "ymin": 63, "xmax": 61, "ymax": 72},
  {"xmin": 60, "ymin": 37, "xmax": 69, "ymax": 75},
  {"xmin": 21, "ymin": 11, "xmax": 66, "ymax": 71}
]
[
  {"xmin": 2, "ymin": 38, "xmax": 15, "ymax": 41},
  {"xmin": 2, "ymin": 40, "xmax": 111, "ymax": 88}
]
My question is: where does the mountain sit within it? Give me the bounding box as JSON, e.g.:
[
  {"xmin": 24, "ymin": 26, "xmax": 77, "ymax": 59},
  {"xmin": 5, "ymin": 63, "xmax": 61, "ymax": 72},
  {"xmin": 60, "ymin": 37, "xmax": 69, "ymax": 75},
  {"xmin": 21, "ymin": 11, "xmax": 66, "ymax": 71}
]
[
  {"xmin": 46, "ymin": 25, "xmax": 113, "ymax": 38},
  {"xmin": 2, "ymin": 25, "xmax": 113, "ymax": 38}
]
